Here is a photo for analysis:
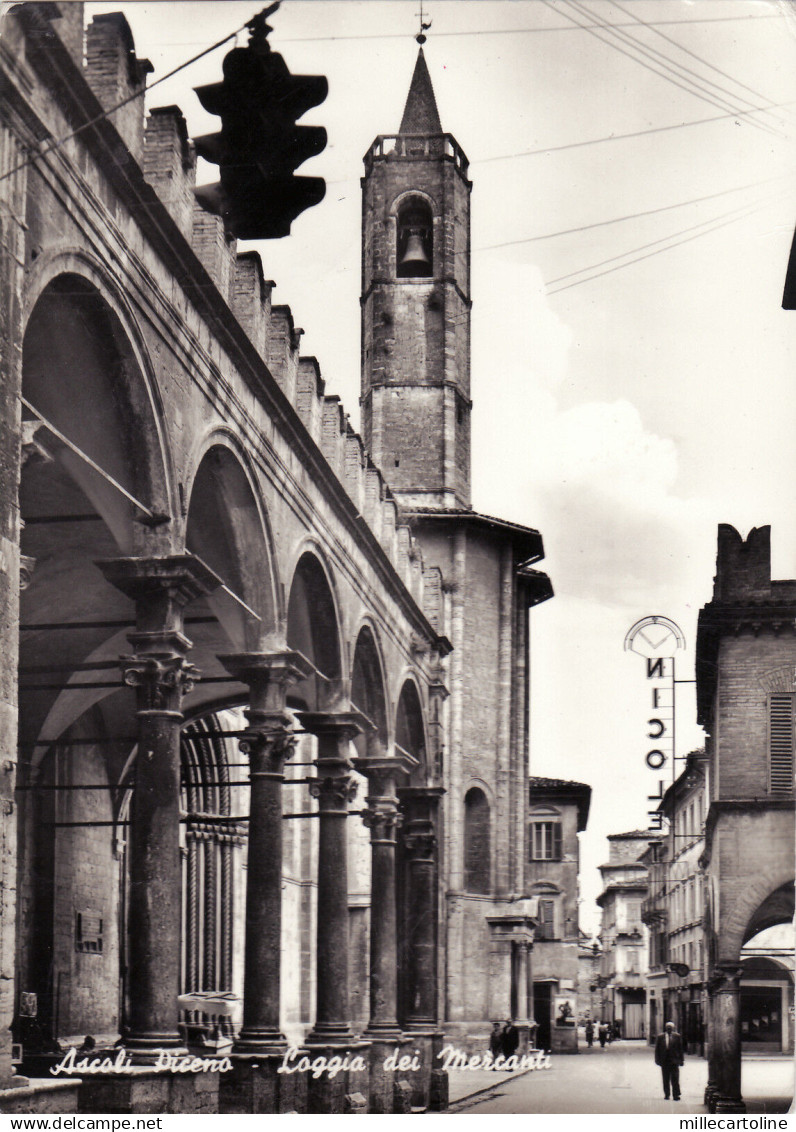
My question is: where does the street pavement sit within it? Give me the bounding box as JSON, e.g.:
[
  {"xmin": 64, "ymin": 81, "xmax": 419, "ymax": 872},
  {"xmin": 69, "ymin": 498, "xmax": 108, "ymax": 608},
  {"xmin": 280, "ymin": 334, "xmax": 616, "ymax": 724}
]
[{"xmin": 447, "ymin": 1040, "xmax": 794, "ymax": 1115}]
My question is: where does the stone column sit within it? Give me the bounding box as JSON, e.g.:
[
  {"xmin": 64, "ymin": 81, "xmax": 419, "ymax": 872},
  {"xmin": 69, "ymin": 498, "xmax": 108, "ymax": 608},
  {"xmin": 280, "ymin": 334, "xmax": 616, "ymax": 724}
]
[
  {"xmin": 298, "ymin": 712, "xmax": 364, "ymax": 1045},
  {"xmin": 97, "ymin": 555, "xmax": 220, "ymax": 1055},
  {"xmin": 706, "ymin": 964, "xmax": 745, "ymax": 1113},
  {"xmin": 398, "ymin": 787, "xmax": 444, "ymax": 1031},
  {"xmin": 354, "ymin": 755, "xmax": 415, "ymax": 1040},
  {"xmin": 218, "ymin": 651, "xmax": 312, "ymax": 1053}
]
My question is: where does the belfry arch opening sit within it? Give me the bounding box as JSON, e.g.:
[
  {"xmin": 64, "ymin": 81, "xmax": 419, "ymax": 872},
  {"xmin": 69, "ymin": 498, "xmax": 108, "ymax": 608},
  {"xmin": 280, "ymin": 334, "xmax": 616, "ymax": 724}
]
[{"xmin": 396, "ymin": 198, "xmax": 433, "ymax": 278}]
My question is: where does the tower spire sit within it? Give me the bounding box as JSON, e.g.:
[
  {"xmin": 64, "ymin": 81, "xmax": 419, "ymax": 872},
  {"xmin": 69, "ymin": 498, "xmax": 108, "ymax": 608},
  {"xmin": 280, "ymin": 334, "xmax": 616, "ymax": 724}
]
[{"xmin": 399, "ymin": 48, "xmax": 442, "ymax": 134}]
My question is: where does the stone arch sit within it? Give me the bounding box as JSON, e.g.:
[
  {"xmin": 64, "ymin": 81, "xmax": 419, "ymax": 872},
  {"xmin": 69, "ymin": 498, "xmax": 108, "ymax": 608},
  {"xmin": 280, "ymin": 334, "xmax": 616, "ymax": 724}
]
[
  {"xmin": 395, "ymin": 675, "xmax": 428, "ymax": 781},
  {"xmin": 22, "ymin": 256, "xmax": 173, "ymax": 536},
  {"xmin": 286, "ymin": 549, "xmax": 343, "ymax": 710},
  {"xmin": 388, "ymin": 190, "xmax": 438, "ymax": 279},
  {"xmin": 184, "ymin": 438, "xmax": 279, "ymax": 652},
  {"xmin": 721, "ymin": 866, "xmax": 795, "ymax": 962},
  {"xmin": 19, "ymin": 266, "xmax": 173, "ymax": 754},
  {"xmin": 350, "ymin": 622, "xmax": 389, "ymax": 757}
]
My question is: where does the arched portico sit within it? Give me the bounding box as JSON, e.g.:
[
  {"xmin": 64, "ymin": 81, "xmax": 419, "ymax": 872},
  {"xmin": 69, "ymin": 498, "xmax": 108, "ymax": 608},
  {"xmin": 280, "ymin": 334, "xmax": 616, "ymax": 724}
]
[{"xmin": 16, "ymin": 271, "xmax": 178, "ymax": 1048}]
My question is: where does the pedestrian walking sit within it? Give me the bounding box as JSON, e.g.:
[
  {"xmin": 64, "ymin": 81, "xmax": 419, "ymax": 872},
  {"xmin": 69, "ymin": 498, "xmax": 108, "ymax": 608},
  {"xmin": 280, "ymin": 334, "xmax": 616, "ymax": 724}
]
[
  {"xmin": 598, "ymin": 1022, "xmax": 607, "ymax": 1048},
  {"xmin": 585, "ymin": 1020, "xmax": 594, "ymax": 1047},
  {"xmin": 654, "ymin": 1021, "xmax": 684, "ymax": 1101}
]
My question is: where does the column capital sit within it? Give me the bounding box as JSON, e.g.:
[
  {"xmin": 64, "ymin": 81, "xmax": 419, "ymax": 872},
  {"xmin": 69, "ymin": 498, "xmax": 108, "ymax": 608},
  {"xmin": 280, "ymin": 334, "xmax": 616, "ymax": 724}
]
[
  {"xmin": 361, "ymin": 794, "xmax": 401, "ymax": 843},
  {"xmin": 121, "ymin": 649, "xmax": 199, "ymax": 710},
  {"xmin": 309, "ymin": 773, "xmax": 359, "ymax": 811},
  {"xmin": 708, "ymin": 963, "xmax": 745, "ymax": 995}
]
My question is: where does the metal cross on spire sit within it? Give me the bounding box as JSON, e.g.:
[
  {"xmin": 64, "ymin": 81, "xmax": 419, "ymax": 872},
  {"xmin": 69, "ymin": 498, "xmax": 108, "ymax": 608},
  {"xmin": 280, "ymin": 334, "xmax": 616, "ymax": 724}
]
[{"xmin": 415, "ymin": 1, "xmax": 432, "ymax": 44}]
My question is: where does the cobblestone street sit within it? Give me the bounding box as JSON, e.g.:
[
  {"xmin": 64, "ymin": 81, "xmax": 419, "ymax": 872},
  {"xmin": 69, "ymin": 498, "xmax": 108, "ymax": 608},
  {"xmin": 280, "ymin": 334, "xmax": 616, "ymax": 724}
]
[{"xmin": 448, "ymin": 1041, "xmax": 794, "ymax": 1115}]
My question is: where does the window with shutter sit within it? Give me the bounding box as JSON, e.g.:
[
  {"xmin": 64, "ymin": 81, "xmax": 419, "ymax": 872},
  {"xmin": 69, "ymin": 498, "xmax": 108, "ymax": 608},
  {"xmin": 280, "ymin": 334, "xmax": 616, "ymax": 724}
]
[
  {"xmin": 769, "ymin": 694, "xmax": 795, "ymax": 794},
  {"xmin": 537, "ymin": 898, "xmax": 555, "ymax": 940},
  {"xmin": 529, "ymin": 821, "xmax": 563, "ymax": 861}
]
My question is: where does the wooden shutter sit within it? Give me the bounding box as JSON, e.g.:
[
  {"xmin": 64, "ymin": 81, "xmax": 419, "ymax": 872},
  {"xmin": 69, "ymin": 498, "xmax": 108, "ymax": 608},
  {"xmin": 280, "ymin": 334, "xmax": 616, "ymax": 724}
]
[
  {"xmin": 769, "ymin": 694, "xmax": 794, "ymax": 794},
  {"xmin": 540, "ymin": 899, "xmax": 555, "ymax": 940},
  {"xmin": 552, "ymin": 822, "xmax": 562, "ymax": 860}
]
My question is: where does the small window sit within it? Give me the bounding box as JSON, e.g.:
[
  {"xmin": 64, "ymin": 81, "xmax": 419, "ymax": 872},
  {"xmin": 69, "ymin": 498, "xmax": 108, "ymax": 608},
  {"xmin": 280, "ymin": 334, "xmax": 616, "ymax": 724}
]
[
  {"xmin": 769, "ymin": 694, "xmax": 794, "ymax": 794},
  {"xmin": 530, "ymin": 821, "xmax": 562, "ymax": 861}
]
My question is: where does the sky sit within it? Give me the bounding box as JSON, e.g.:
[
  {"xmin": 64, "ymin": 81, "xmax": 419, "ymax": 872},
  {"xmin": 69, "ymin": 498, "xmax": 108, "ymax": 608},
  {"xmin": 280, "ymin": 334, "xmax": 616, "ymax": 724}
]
[{"xmin": 85, "ymin": 0, "xmax": 796, "ymax": 934}]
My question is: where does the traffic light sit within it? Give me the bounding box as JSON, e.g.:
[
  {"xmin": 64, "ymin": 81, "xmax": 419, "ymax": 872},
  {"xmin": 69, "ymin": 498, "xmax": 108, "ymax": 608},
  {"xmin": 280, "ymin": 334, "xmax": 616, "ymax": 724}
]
[{"xmin": 193, "ymin": 4, "xmax": 327, "ymax": 239}]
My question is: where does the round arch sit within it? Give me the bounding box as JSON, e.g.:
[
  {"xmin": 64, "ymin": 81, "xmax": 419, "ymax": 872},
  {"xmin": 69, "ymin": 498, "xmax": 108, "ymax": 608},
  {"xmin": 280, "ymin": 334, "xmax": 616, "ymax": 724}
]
[
  {"xmin": 19, "ymin": 266, "xmax": 173, "ymax": 756},
  {"xmin": 721, "ymin": 868, "xmax": 795, "ymax": 962},
  {"xmin": 22, "ymin": 256, "xmax": 173, "ymax": 534},
  {"xmin": 286, "ymin": 549, "xmax": 343, "ymax": 710},
  {"xmin": 350, "ymin": 622, "xmax": 389, "ymax": 757},
  {"xmin": 184, "ymin": 439, "xmax": 279, "ymax": 651},
  {"xmin": 395, "ymin": 675, "xmax": 428, "ymax": 781}
]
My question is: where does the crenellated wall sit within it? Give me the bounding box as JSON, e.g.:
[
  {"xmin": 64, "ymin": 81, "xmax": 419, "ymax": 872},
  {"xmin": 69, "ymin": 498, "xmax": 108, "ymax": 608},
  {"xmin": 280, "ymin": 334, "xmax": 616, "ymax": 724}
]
[{"xmin": 79, "ymin": 9, "xmax": 434, "ymax": 640}]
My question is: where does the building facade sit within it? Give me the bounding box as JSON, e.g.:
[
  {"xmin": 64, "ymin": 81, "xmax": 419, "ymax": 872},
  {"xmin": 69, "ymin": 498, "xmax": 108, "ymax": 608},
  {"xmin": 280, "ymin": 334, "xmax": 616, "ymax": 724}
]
[
  {"xmin": 696, "ymin": 525, "xmax": 795, "ymax": 1113},
  {"xmin": 596, "ymin": 831, "xmax": 657, "ymax": 1040},
  {"xmin": 0, "ymin": 6, "xmax": 552, "ymax": 1114},
  {"xmin": 641, "ymin": 751, "xmax": 708, "ymax": 1053},
  {"xmin": 526, "ymin": 777, "xmax": 591, "ymax": 1052}
]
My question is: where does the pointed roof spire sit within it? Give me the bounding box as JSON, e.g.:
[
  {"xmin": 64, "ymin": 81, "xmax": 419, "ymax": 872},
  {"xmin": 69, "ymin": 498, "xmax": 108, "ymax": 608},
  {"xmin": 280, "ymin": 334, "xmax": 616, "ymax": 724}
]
[{"xmin": 399, "ymin": 48, "xmax": 442, "ymax": 134}]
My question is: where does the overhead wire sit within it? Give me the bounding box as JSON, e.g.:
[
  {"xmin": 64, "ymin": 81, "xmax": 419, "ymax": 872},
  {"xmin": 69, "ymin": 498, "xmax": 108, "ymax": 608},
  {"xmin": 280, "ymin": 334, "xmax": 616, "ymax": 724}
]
[
  {"xmin": 172, "ymin": 11, "xmax": 786, "ymax": 45},
  {"xmin": 470, "ymin": 102, "xmax": 796, "ymax": 167},
  {"xmin": 547, "ymin": 0, "xmax": 783, "ymax": 139},
  {"xmin": 546, "ymin": 191, "xmax": 784, "ymax": 295},
  {"xmin": 570, "ymin": 0, "xmax": 787, "ymax": 134},
  {"xmin": 609, "ymin": 0, "xmax": 793, "ymax": 131},
  {"xmin": 472, "ymin": 176, "xmax": 783, "ymax": 252}
]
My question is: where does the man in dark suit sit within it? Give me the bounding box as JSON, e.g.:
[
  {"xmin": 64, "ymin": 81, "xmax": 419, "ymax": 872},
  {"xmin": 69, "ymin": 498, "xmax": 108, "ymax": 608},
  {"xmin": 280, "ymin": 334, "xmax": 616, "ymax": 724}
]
[{"xmin": 654, "ymin": 1021, "xmax": 684, "ymax": 1100}]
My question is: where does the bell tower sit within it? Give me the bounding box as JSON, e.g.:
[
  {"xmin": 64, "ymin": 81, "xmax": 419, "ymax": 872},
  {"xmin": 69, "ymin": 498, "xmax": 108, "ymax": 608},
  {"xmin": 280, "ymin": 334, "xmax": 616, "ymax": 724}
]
[{"xmin": 360, "ymin": 49, "xmax": 472, "ymax": 510}]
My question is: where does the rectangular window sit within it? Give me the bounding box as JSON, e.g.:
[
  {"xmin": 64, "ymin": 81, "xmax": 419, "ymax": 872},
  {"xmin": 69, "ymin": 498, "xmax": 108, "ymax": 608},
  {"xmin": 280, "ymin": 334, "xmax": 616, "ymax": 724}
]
[
  {"xmin": 75, "ymin": 910, "xmax": 103, "ymax": 954},
  {"xmin": 769, "ymin": 694, "xmax": 795, "ymax": 794},
  {"xmin": 530, "ymin": 821, "xmax": 562, "ymax": 861}
]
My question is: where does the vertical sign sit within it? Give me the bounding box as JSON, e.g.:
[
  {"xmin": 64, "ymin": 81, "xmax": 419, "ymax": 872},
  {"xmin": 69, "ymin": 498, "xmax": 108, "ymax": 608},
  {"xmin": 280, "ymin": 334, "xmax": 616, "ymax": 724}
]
[{"xmin": 624, "ymin": 617, "xmax": 686, "ymax": 832}]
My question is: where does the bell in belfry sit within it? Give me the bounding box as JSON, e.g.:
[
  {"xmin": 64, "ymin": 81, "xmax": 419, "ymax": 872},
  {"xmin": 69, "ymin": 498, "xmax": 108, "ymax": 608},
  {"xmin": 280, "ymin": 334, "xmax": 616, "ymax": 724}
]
[{"xmin": 400, "ymin": 227, "xmax": 431, "ymax": 274}]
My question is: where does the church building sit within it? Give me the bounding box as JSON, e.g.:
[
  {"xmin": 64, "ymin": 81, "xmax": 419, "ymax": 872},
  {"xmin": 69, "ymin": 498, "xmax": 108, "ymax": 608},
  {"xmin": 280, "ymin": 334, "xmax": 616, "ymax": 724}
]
[{"xmin": 359, "ymin": 49, "xmax": 553, "ymax": 1044}]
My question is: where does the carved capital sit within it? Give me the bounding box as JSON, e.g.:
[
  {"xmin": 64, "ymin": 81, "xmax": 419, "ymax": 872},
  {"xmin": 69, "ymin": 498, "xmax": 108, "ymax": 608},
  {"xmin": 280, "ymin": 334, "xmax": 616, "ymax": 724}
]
[
  {"xmin": 309, "ymin": 774, "xmax": 358, "ymax": 810},
  {"xmin": 361, "ymin": 796, "xmax": 401, "ymax": 841},
  {"xmin": 240, "ymin": 727, "xmax": 297, "ymax": 774},
  {"xmin": 121, "ymin": 652, "xmax": 199, "ymax": 709},
  {"xmin": 707, "ymin": 963, "xmax": 745, "ymax": 995}
]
